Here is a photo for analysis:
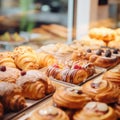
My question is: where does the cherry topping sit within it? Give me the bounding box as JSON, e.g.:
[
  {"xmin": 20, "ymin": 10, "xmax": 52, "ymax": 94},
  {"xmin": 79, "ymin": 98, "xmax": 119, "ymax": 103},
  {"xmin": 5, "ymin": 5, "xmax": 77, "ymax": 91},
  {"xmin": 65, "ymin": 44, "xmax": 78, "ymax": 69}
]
[
  {"xmin": 21, "ymin": 71, "xmax": 26, "ymax": 76},
  {"xmin": 0, "ymin": 66, "xmax": 6, "ymax": 72},
  {"xmin": 53, "ymin": 64, "xmax": 59, "ymax": 68},
  {"xmin": 73, "ymin": 65, "xmax": 82, "ymax": 69},
  {"xmin": 105, "ymin": 50, "xmax": 111, "ymax": 57},
  {"xmin": 113, "ymin": 49, "xmax": 118, "ymax": 54},
  {"xmin": 96, "ymin": 49, "xmax": 103, "ymax": 56},
  {"xmin": 87, "ymin": 49, "xmax": 91, "ymax": 53}
]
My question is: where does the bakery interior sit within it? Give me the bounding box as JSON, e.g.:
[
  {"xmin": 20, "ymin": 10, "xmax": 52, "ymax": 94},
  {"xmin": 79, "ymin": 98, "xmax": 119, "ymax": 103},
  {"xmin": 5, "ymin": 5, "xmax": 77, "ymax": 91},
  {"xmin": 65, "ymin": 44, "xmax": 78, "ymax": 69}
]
[{"xmin": 0, "ymin": 0, "xmax": 120, "ymax": 120}]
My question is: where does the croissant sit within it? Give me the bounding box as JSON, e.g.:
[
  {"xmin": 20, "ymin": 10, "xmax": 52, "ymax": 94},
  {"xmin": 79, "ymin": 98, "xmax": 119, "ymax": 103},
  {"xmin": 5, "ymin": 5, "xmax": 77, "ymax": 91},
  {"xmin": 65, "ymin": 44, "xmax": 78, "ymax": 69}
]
[
  {"xmin": 27, "ymin": 106, "xmax": 70, "ymax": 120},
  {"xmin": 53, "ymin": 86, "xmax": 91, "ymax": 109},
  {"xmin": 103, "ymin": 71, "xmax": 120, "ymax": 86},
  {"xmin": 0, "ymin": 82, "xmax": 26, "ymax": 112},
  {"xmin": 73, "ymin": 102, "xmax": 117, "ymax": 120},
  {"xmin": 0, "ymin": 52, "xmax": 16, "ymax": 68},
  {"xmin": 46, "ymin": 64, "xmax": 88, "ymax": 84},
  {"xmin": 0, "ymin": 102, "xmax": 4, "ymax": 120},
  {"xmin": 37, "ymin": 52, "xmax": 58, "ymax": 68},
  {"xmin": 16, "ymin": 70, "xmax": 55, "ymax": 100},
  {"xmin": 0, "ymin": 66, "xmax": 20, "ymax": 83},
  {"xmin": 13, "ymin": 46, "xmax": 39, "ymax": 70},
  {"xmin": 82, "ymin": 78, "xmax": 120, "ymax": 103}
]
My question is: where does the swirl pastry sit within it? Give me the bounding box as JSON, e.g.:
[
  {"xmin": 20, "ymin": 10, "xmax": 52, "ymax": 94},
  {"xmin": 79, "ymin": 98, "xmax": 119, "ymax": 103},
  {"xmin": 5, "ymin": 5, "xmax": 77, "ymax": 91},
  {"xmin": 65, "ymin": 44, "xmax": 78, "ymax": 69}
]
[
  {"xmin": 89, "ymin": 27, "xmax": 116, "ymax": 42},
  {"xmin": 103, "ymin": 71, "xmax": 120, "ymax": 86},
  {"xmin": 53, "ymin": 86, "xmax": 91, "ymax": 109},
  {"xmin": 73, "ymin": 102, "xmax": 117, "ymax": 120},
  {"xmin": 27, "ymin": 106, "xmax": 69, "ymax": 120},
  {"xmin": 13, "ymin": 46, "xmax": 39, "ymax": 70},
  {"xmin": 82, "ymin": 78, "xmax": 119, "ymax": 103},
  {"xmin": 37, "ymin": 52, "xmax": 58, "ymax": 68},
  {"xmin": 46, "ymin": 64, "xmax": 88, "ymax": 84},
  {"xmin": 0, "ymin": 102, "xmax": 3, "ymax": 120},
  {"xmin": 16, "ymin": 70, "xmax": 55, "ymax": 100},
  {"xmin": 0, "ymin": 52, "xmax": 16, "ymax": 68},
  {"xmin": 0, "ymin": 82, "xmax": 26, "ymax": 112},
  {"xmin": 0, "ymin": 66, "xmax": 20, "ymax": 83}
]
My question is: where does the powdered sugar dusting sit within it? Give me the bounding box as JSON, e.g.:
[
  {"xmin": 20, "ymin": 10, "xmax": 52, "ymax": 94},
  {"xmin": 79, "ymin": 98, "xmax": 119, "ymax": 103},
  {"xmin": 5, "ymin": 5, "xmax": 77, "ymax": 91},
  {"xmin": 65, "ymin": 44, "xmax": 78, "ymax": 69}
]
[{"xmin": 16, "ymin": 70, "xmax": 47, "ymax": 86}]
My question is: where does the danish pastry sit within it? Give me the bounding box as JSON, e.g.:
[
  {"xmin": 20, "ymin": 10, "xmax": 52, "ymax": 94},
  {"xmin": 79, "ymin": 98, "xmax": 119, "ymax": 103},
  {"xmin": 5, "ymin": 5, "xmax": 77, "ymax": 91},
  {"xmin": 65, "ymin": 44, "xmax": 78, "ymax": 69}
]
[
  {"xmin": 53, "ymin": 86, "xmax": 91, "ymax": 109},
  {"xmin": 27, "ymin": 106, "xmax": 69, "ymax": 120},
  {"xmin": 82, "ymin": 78, "xmax": 119, "ymax": 103},
  {"xmin": 0, "ymin": 52, "xmax": 16, "ymax": 68},
  {"xmin": 0, "ymin": 82, "xmax": 26, "ymax": 112},
  {"xmin": 73, "ymin": 102, "xmax": 117, "ymax": 120},
  {"xmin": 13, "ymin": 46, "xmax": 39, "ymax": 70},
  {"xmin": 16, "ymin": 70, "xmax": 55, "ymax": 100}
]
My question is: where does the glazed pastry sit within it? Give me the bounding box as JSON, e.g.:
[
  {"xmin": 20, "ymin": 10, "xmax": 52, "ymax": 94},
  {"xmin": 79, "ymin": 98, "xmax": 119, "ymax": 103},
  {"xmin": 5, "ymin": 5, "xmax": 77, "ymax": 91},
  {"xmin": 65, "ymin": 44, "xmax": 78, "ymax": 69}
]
[
  {"xmin": 27, "ymin": 106, "xmax": 69, "ymax": 120},
  {"xmin": 46, "ymin": 64, "xmax": 88, "ymax": 84},
  {"xmin": 53, "ymin": 86, "xmax": 91, "ymax": 109},
  {"xmin": 0, "ymin": 52, "xmax": 16, "ymax": 68},
  {"xmin": 37, "ymin": 52, "xmax": 57, "ymax": 68},
  {"xmin": 82, "ymin": 78, "xmax": 119, "ymax": 103},
  {"xmin": 0, "ymin": 66, "xmax": 20, "ymax": 83},
  {"xmin": 0, "ymin": 82, "xmax": 26, "ymax": 112},
  {"xmin": 16, "ymin": 70, "xmax": 55, "ymax": 100},
  {"xmin": 89, "ymin": 27, "xmax": 116, "ymax": 42},
  {"xmin": 108, "ymin": 40, "xmax": 120, "ymax": 49},
  {"xmin": 103, "ymin": 71, "xmax": 120, "ymax": 86},
  {"xmin": 73, "ymin": 102, "xmax": 117, "ymax": 120},
  {"xmin": 0, "ymin": 102, "xmax": 3, "ymax": 120},
  {"xmin": 13, "ymin": 46, "xmax": 39, "ymax": 70}
]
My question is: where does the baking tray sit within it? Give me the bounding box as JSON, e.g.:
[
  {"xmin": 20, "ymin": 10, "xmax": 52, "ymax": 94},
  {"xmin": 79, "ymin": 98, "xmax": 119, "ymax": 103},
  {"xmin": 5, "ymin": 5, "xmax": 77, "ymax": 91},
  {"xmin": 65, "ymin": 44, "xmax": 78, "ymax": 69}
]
[
  {"xmin": 3, "ymin": 80, "xmax": 76, "ymax": 120},
  {"xmin": 49, "ymin": 66, "xmax": 106, "ymax": 86}
]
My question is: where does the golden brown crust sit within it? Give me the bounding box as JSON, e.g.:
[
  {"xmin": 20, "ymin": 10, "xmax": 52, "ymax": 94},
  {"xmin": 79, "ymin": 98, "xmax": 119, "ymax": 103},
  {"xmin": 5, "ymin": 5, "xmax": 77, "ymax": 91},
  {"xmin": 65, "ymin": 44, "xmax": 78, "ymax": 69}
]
[
  {"xmin": 13, "ymin": 46, "xmax": 39, "ymax": 70},
  {"xmin": 0, "ymin": 52, "xmax": 16, "ymax": 68},
  {"xmin": 73, "ymin": 102, "xmax": 117, "ymax": 120},
  {"xmin": 28, "ymin": 106, "xmax": 70, "ymax": 120},
  {"xmin": 82, "ymin": 79, "xmax": 119, "ymax": 103},
  {"xmin": 53, "ymin": 87, "xmax": 91, "ymax": 109}
]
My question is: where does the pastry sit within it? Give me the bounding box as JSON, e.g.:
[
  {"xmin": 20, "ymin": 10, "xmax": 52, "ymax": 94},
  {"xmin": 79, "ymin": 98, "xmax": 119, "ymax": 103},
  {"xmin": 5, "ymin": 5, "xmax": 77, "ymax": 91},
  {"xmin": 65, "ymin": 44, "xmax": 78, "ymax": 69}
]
[
  {"xmin": 27, "ymin": 106, "xmax": 69, "ymax": 120},
  {"xmin": 0, "ymin": 66, "xmax": 20, "ymax": 83},
  {"xmin": 37, "ymin": 52, "xmax": 57, "ymax": 68},
  {"xmin": 0, "ymin": 52, "xmax": 16, "ymax": 68},
  {"xmin": 0, "ymin": 102, "xmax": 3, "ymax": 120},
  {"xmin": 73, "ymin": 102, "xmax": 117, "ymax": 120},
  {"xmin": 53, "ymin": 86, "xmax": 91, "ymax": 109},
  {"xmin": 108, "ymin": 40, "xmax": 120, "ymax": 49},
  {"xmin": 89, "ymin": 27, "xmax": 116, "ymax": 42},
  {"xmin": 16, "ymin": 70, "xmax": 55, "ymax": 100},
  {"xmin": 103, "ymin": 71, "xmax": 120, "ymax": 86},
  {"xmin": 82, "ymin": 78, "xmax": 119, "ymax": 103},
  {"xmin": 0, "ymin": 82, "xmax": 26, "ymax": 112},
  {"xmin": 13, "ymin": 46, "xmax": 39, "ymax": 70},
  {"xmin": 46, "ymin": 64, "xmax": 88, "ymax": 84}
]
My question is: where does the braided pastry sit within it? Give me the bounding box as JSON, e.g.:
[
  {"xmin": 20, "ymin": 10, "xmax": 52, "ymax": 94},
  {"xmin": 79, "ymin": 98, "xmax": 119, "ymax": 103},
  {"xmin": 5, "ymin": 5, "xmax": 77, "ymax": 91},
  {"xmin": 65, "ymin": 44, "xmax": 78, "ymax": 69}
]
[
  {"xmin": 27, "ymin": 106, "xmax": 69, "ymax": 120},
  {"xmin": 37, "ymin": 52, "xmax": 57, "ymax": 68},
  {"xmin": 73, "ymin": 102, "xmax": 117, "ymax": 120},
  {"xmin": 0, "ymin": 66, "xmax": 20, "ymax": 83},
  {"xmin": 16, "ymin": 70, "xmax": 55, "ymax": 100},
  {"xmin": 103, "ymin": 71, "xmax": 120, "ymax": 86},
  {"xmin": 0, "ymin": 82, "xmax": 26, "ymax": 112},
  {"xmin": 46, "ymin": 64, "xmax": 88, "ymax": 84},
  {"xmin": 13, "ymin": 46, "xmax": 39, "ymax": 70},
  {"xmin": 0, "ymin": 52, "xmax": 16, "ymax": 68},
  {"xmin": 82, "ymin": 78, "xmax": 119, "ymax": 103},
  {"xmin": 53, "ymin": 86, "xmax": 91, "ymax": 109}
]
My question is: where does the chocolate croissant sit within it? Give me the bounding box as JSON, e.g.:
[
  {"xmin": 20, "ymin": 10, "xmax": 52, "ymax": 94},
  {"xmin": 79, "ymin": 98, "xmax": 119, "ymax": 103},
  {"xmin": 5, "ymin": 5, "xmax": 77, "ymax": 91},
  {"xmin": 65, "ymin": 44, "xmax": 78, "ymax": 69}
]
[
  {"xmin": 27, "ymin": 106, "xmax": 69, "ymax": 120},
  {"xmin": 16, "ymin": 70, "xmax": 55, "ymax": 100},
  {"xmin": 0, "ymin": 82, "xmax": 26, "ymax": 112},
  {"xmin": 0, "ymin": 52, "xmax": 16, "ymax": 68},
  {"xmin": 53, "ymin": 86, "xmax": 91, "ymax": 109},
  {"xmin": 46, "ymin": 64, "xmax": 88, "ymax": 84},
  {"xmin": 73, "ymin": 102, "xmax": 117, "ymax": 120},
  {"xmin": 13, "ymin": 46, "xmax": 39, "ymax": 70},
  {"xmin": 37, "ymin": 52, "xmax": 57, "ymax": 68},
  {"xmin": 0, "ymin": 66, "xmax": 20, "ymax": 83},
  {"xmin": 82, "ymin": 78, "xmax": 120, "ymax": 103}
]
